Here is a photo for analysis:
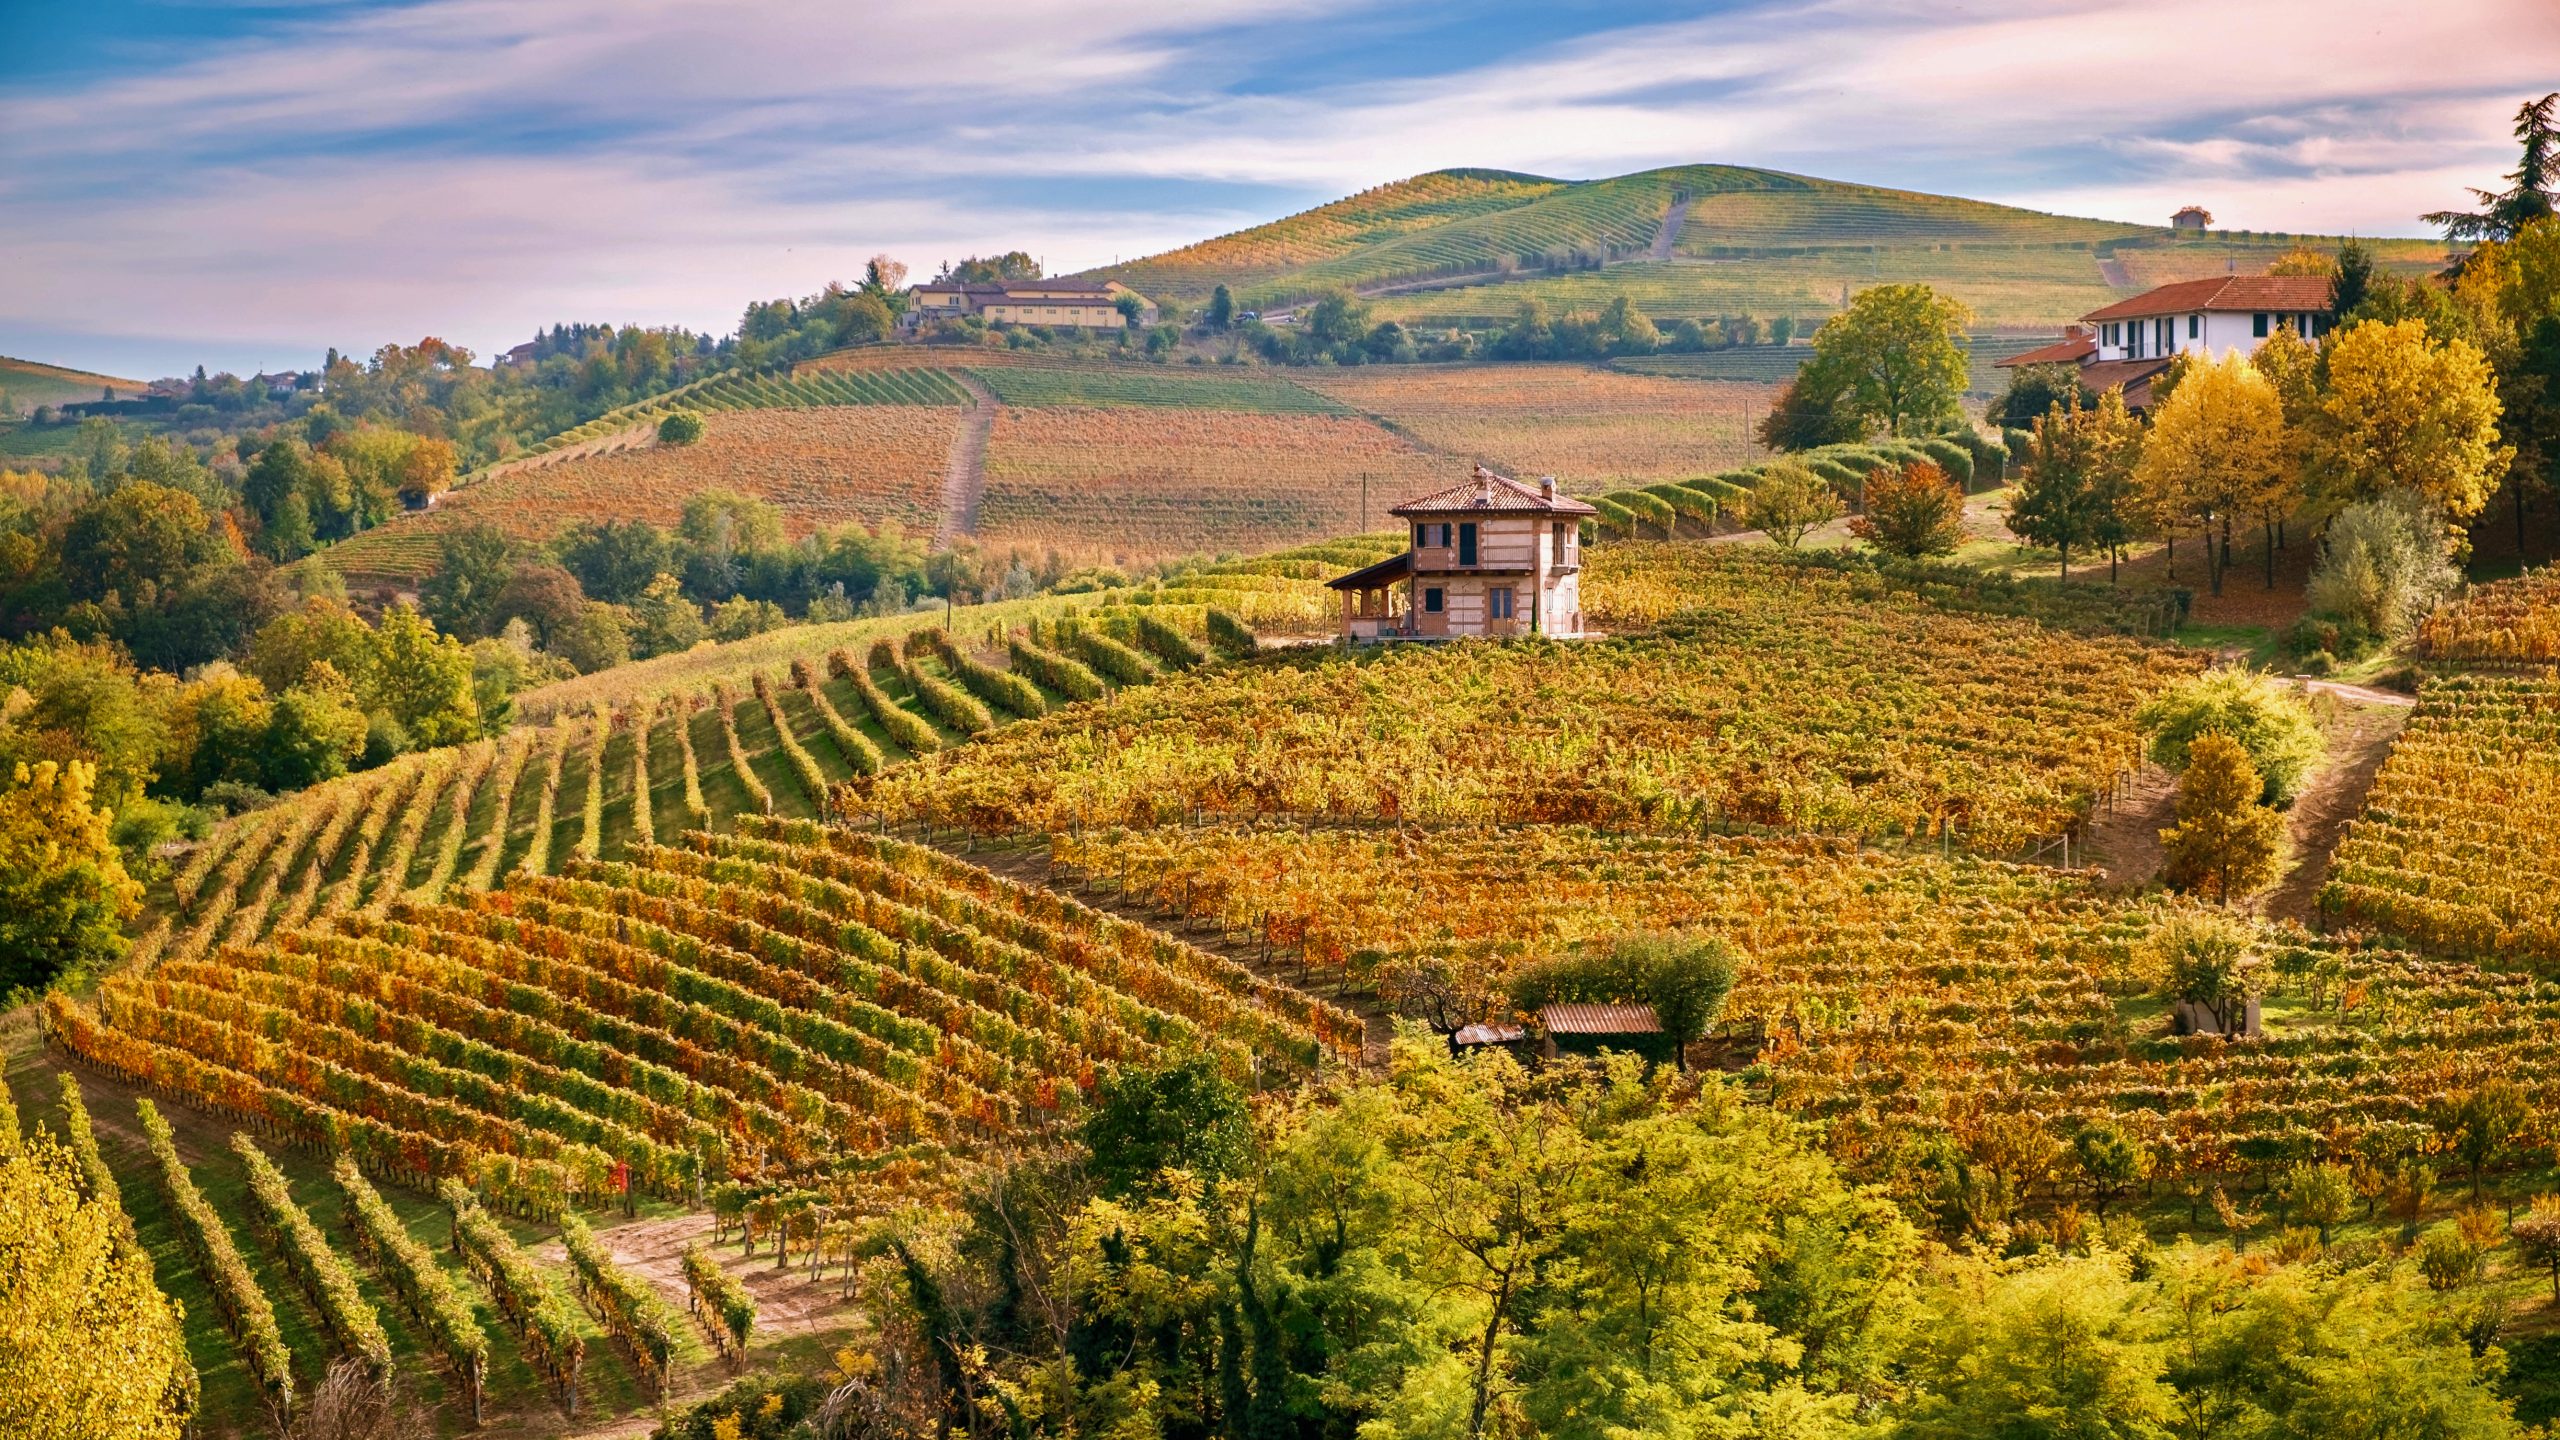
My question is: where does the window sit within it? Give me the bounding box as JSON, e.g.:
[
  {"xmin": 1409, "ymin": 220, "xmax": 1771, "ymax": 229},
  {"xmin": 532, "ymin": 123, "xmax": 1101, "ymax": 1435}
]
[
  {"xmin": 2252, "ymin": 313, "xmax": 2270, "ymax": 337},
  {"xmin": 1412, "ymin": 522, "xmax": 1427, "ymax": 549},
  {"xmin": 1437, "ymin": 522, "xmax": 1453, "ymax": 547},
  {"xmin": 1457, "ymin": 523, "xmax": 1478, "ymax": 566},
  {"xmin": 1423, "ymin": 587, "xmax": 1444, "ymax": 614},
  {"xmin": 1490, "ymin": 587, "xmax": 1515, "ymax": 620},
  {"xmin": 1552, "ymin": 520, "xmax": 1568, "ymax": 558},
  {"xmin": 2188, "ymin": 313, "xmax": 2199, "ymax": 340}
]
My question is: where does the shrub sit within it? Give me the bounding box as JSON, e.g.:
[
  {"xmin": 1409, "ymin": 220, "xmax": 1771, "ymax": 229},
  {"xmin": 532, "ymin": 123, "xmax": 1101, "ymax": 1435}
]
[
  {"xmin": 2305, "ymin": 495, "xmax": 2461, "ymax": 653},
  {"xmin": 1204, "ymin": 609, "xmax": 1258, "ymax": 660},
  {"xmin": 2135, "ymin": 669, "xmax": 2324, "ymax": 806},
  {"xmin": 2159, "ymin": 734, "xmax": 2285, "ymax": 901},
  {"xmin": 1741, "ymin": 462, "xmax": 1841, "ymax": 549},
  {"xmin": 1850, "ymin": 460, "xmax": 1968, "ymax": 561},
  {"xmin": 656, "ymin": 411, "xmax": 704, "ymax": 445},
  {"xmin": 1916, "ymin": 435, "xmax": 1975, "ymax": 487}
]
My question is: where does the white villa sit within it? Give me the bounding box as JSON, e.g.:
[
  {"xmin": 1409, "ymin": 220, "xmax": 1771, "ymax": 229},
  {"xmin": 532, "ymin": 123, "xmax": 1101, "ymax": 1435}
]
[{"xmin": 1998, "ymin": 273, "xmax": 2336, "ymax": 412}]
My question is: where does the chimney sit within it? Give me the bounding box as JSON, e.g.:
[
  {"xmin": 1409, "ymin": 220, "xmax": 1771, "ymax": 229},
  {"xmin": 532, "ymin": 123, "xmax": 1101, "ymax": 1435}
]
[{"xmin": 1539, "ymin": 476, "xmax": 1556, "ymax": 502}]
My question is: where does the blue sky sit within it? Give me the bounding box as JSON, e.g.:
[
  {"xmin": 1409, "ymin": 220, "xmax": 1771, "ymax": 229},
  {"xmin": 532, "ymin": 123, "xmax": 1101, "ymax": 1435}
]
[{"xmin": 1, "ymin": 0, "xmax": 2553, "ymax": 380}]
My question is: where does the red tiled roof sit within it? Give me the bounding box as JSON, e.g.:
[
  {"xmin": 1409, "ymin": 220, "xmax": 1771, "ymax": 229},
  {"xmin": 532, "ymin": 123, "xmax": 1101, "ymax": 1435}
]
[
  {"xmin": 2081, "ymin": 275, "xmax": 2334, "ymax": 323},
  {"xmin": 1997, "ymin": 328, "xmax": 2097, "ymax": 368},
  {"xmin": 1539, "ymin": 1002, "xmax": 1663, "ymax": 1035},
  {"xmin": 1390, "ymin": 465, "xmax": 1601, "ymax": 517},
  {"xmin": 2075, "ymin": 358, "xmax": 2172, "ymax": 409}
]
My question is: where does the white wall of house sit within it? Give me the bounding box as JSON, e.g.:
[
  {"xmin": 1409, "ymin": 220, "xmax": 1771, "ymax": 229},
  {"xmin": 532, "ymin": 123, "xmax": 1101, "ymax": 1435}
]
[{"xmin": 2090, "ymin": 310, "xmax": 2326, "ymax": 364}]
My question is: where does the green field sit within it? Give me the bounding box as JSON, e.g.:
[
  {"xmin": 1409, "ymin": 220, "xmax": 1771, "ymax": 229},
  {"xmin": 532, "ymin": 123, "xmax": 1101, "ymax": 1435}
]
[
  {"xmin": 0, "ymin": 352, "xmax": 147, "ymax": 409},
  {"xmin": 965, "ymin": 364, "xmax": 1348, "ymax": 413}
]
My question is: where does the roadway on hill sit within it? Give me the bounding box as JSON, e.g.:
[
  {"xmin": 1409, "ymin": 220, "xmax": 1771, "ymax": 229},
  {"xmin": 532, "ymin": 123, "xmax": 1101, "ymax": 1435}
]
[{"xmin": 935, "ymin": 370, "xmax": 995, "ymax": 545}]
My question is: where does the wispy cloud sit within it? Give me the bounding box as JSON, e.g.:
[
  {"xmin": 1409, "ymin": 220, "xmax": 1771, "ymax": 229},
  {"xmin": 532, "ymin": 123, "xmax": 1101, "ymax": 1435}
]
[{"xmin": 0, "ymin": 0, "xmax": 2549, "ymax": 376}]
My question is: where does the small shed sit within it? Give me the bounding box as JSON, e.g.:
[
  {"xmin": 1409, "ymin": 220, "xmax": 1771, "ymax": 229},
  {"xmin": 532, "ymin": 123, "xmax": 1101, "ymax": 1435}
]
[
  {"xmin": 1449, "ymin": 1021, "xmax": 1530, "ymax": 1059},
  {"xmin": 1537, "ymin": 1002, "xmax": 1669, "ymax": 1065}
]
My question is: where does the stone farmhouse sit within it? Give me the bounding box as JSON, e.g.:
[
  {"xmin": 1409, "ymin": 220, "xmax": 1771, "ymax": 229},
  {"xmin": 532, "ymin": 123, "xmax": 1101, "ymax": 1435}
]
[
  {"xmin": 1996, "ymin": 273, "xmax": 2336, "ymax": 412},
  {"xmin": 904, "ymin": 278, "xmax": 1157, "ymax": 331},
  {"xmin": 1326, "ymin": 467, "xmax": 1598, "ymax": 641}
]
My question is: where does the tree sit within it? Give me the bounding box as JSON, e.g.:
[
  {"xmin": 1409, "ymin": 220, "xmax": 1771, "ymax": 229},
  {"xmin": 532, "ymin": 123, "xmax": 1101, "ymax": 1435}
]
[
  {"xmin": 0, "ymin": 760, "xmax": 141, "ymax": 996},
  {"xmin": 259, "ymin": 663, "xmax": 368, "ymax": 791},
  {"xmin": 1899, "ymin": 1252, "xmax": 2173, "ymax": 1440},
  {"xmin": 2430, "ymin": 1081, "xmax": 2533, "ymax": 1198},
  {"xmin": 2134, "ymin": 352, "xmax": 2296, "ymax": 594},
  {"xmin": 556, "ymin": 517, "xmax": 675, "ymax": 605},
  {"xmin": 657, "ymin": 411, "xmax": 704, "ymax": 445},
  {"xmin": 2511, "ymin": 1196, "xmax": 2560, "ymax": 1303},
  {"xmin": 1851, "ymin": 459, "xmax": 1969, "ymax": 560},
  {"xmin": 1081, "ymin": 1052, "xmax": 1253, "ymax": 1199},
  {"xmin": 2144, "ymin": 908, "xmax": 2266, "ymax": 1033},
  {"xmin": 491, "ymin": 562, "xmax": 588, "ymax": 650},
  {"xmin": 1741, "ymin": 461, "xmax": 1841, "ymax": 548},
  {"xmin": 2135, "ymin": 668, "xmax": 2325, "ymax": 806},
  {"xmin": 2279, "ymin": 1163, "xmax": 2355, "ymax": 1243},
  {"xmin": 2072, "ymin": 1121, "xmax": 2152, "ymax": 1217},
  {"xmin": 0, "ymin": 1123, "xmax": 194, "ymax": 1438},
  {"xmin": 2007, "ymin": 392, "xmax": 2139, "ymax": 580},
  {"xmin": 421, "ymin": 525, "xmax": 513, "ymax": 638},
  {"xmin": 367, "ymin": 604, "xmax": 480, "ymax": 746},
  {"xmin": 2303, "ymin": 495, "xmax": 2462, "ymax": 653},
  {"xmin": 1801, "ymin": 284, "xmax": 1973, "ymax": 438},
  {"xmin": 1755, "ymin": 368, "xmax": 1865, "ymax": 450},
  {"xmin": 1988, "ymin": 361, "xmax": 2095, "ymax": 430},
  {"xmin": 2332, "ymin": 238, "xmax": 2376, "ymax": 318},
  {"xmin": 2423, "ymin": 92, "xmax": 2559, "ymax": 244},
  {"xmin": 60, "ymin": 482, "xmax": 220, "ymax": 607},
  {"xmin": 1207, "ymin": 284, "xmax": 1235, "ymax": 330},
  {"xmin": 2158, "ymin": 734, "xmax": 2285, "ymax": 902},
  {"xmin": 1510, "ymin": 930, "xmax": 1739, "ymax": 1071},
  {"xmin": 2314, "ymin": 318, "xmax": 2512, "ymax": 526}
]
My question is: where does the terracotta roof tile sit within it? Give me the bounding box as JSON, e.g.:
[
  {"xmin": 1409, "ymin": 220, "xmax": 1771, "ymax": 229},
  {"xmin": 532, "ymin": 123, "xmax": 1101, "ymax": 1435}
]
[
  {"xmin": 1539, "ymin": 1002, "xmax": 1663, "ymax": 1035},
  {"xmin": 2082, "ymin": 275, "xmax": 2334, "ymax": 323},
  {"xmin": 1390, "ymin": 465, "xmax": 1601, "ymax": 517},
  {"xmin": 1997, "ymin": 329, "xmax": 2098, "ymax": 367}
]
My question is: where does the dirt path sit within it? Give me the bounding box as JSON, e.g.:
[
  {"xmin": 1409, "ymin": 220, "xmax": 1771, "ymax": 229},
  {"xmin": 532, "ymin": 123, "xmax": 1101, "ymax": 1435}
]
[
  {"xmin": 935, "ymin": 371, "xmax": 995, "ymax": 546},
  {"xmin": 2264, "ymin": 690, "xmax": 2412, "ymax": 925},
  {"xmin": 1647, "ymin": 196, "xmax": 1691, "ymax": 260},
  {"xmin": 2075, "ymin": 763, "xmax": 2179, "ymax": 888},
  {"xmin": 951, "ymin": 837, "xmax": 1396, "ymax": 1069},
  {"xmin": 2097, "ymin": 253, "xmax": 2134, "ymax": 289}
]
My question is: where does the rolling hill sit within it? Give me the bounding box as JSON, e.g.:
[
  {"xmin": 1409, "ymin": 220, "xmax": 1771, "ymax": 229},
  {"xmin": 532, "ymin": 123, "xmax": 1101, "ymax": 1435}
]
[
  {"xmin": 0, "ymin": 353, "xmax": 147, "ymax": 409},
  {"xmin": 1076, "ymin": 164, "xmax": 2452, "ymax": 329}
]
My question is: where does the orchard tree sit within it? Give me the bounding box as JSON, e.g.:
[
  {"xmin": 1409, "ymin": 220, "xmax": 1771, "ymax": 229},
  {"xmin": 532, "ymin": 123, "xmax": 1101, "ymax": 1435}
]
[
  {"xmin": 1800, "ymin": 284, "xmax": 1973, "ymax": 438},
  {"xmin": 0, "ymin": 759, "xmax": 141, "ymax": 996},
  {"xmin": 2314, "ymin": 318, "xmax": 2511, "ymax": 526},
  {"xmin": 2007, "ymin": 391, "xmax": 2140, "ymax": 581},
  {"xmin": 2158, "ymin": 734, "xmax": 2285, "ymax": 902},
  {"xmin": 1851, "ymin": 459, "xmax": 1968, "ymax": 560},
  {"xmin": 2430, "ymin": 1080, "xmax": 2533, "ymax": 1199},
  {"xmin": 1742, "ymin": 462, "xmax": 1841, "ymax": 548},
  {"xmin": 2135, "ymin": 353, "xmax": 2295, "ymax": 594}
]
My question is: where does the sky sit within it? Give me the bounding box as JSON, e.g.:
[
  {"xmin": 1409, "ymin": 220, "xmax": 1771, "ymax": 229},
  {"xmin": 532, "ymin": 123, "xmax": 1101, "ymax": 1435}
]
[{"xmin": 1, "ymin": 0, "xmax": 2554, "ymax": 381}]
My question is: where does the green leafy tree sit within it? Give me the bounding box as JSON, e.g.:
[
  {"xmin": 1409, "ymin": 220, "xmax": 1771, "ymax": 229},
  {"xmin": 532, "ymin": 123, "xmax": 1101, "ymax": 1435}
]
[
  {"xmin": 1742, "ymin": 462, "xmax": 1842, "ymax": 548},
  {"xmin": 1208, "ymin": 284, "xmax": 1235, "ymax": 330},
  {"xmin": 258, "ymin": 663, "xmax": 368, "ymax": 791},
  {"xmin": 420, "ymin": 524, "xmax": 514, "ymax": 638},
  {"xmin": 2135, "ymin": 668, "xmax": 2324, "ymax": 806},
  {"xmin": 2424, "ymin": 92, "xmax": 2559, "ymax": 243},
  {"xmin": 366, "ymin": 604, "xmax": 481, "ymax": 746},
  {"xmin": 1801, "ymin": 284, "xmax": 1973, "ymax": 438},
  {"xmin": 2158, "ymin": 734, "xmax": 2286, "ymax": 902},
  {"xmin": 656, "ymin": 410, "xmax": 704, "ymax": 445},
  {"xmin": 2073, "ymin": 1122, "xmax": 2154, "ymax": 1217},
  {"xmin": 2511, "ymin": 1197, "xmax": 2560, "ymax": 1302},
  {"xmin": 2007, "ymin": 391, "xmax": 2141, "ymax": 581},
  {"xmin": 1756, "ymin": 368, "xmax": 1866, "ymax": 451},
  {"xmin": 1851, "ymin": 459, "xmax": 1969, "ymax": 560},
  {"xmin": 2430, "ymin": 1081, "xmax": 2534, "ymax": 1198},
  {"xmin": 2279, "ymin": 1163, "xmax": 2355, "ymax": 1243},
  {"xmin": 1989, "ymin": 362, "xmax": 2094, "ymax": 430},
  {"xmin": 1899, "ymin": 1251, "xmax": 2172, "ymax": 1440},
  {"xmin": 0, "ymin": 759, "xmax": 141, "ymax": 995},
  {"xmin": 1081, "ymin": 1052, "xmax": 1253, "ymax": 1199}
]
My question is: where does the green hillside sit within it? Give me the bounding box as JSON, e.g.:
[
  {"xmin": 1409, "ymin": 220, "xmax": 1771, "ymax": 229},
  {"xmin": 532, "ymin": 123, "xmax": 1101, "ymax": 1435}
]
[
  {"xmin": 1077, "ymin": 164, "xmax": 2456, "ymax": 329},
  {"xmin": 0, "ymin": 353, "xmax": 147, "ymax": 410}
]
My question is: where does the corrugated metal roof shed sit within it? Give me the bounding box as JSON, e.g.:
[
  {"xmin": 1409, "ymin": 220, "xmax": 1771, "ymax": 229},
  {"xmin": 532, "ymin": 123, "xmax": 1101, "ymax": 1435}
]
[{"xmin": 1539, "ymin": 1003, "xmax": 1662, "ymax": 1035}]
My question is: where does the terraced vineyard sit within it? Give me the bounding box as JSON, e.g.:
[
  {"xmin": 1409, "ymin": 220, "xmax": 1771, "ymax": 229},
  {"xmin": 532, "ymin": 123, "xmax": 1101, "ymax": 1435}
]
[
  {"xmin": 966, "ymin": 364, "xmax": 1347, "ymax": 413},
  {"xmin": 1042, "ymin": 822, "xmax": 2560, "ymax": 1195},
  {"xmin": 1300, "ymin": 363, "xmax": 1765, "ymax": 487},
  {"xmin": 858, "ymin": 555, "xmax": 2197, "ymax": 850},
  {"xmin": 323, "ymin": 405, "xmax": 964, "ymax": 584},
  {"xmin": 2415, "ymin": 565, "xmax": 2560, "ymax": 666},
  {"xmin": 1610, "ymin": 333, "xmax": 2052, "ymax": 390},
  {"xmin": 977, "ymin": 407, "xmax": 1447, "ymax": 561},
  {"xmin": 2324, "ymin": 671, "xmax": 2560, "ymax": 964}
]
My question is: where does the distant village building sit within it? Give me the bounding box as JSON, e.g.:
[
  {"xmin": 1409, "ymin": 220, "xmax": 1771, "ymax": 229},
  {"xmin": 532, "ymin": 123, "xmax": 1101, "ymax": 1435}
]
[
  {"xmin": 1996, "ymin": 274, "xmax": 2336, "ymax": 412},
  {"xmin": 496, "ymin": 342, "xmax": 540, "ymax": 367},
  {"xmin": 904, "ymin": 278, "xmax": 1157, "ymax": 331},
  {"xmin": 2171, "ymin": 205, "xmax": 2214, "ymax": 232},
  {"xmin": 1326, "ymin": 466, "xmax": 1598, "ymax": 641}
]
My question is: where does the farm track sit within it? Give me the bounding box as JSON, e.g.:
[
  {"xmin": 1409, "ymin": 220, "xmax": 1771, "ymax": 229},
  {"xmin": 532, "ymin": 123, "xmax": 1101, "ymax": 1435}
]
[
  {"xmin": 2265, "ymin": 690, "xmax": 2414, "ymax": 926},
  {"xmin": 952, "ymin": 838, "xmax": 1396, "ymax": 1068},
  {"xmin": 1647, "ymin": 196, "xmax": 1691, "ymax": 260},
  {"xmin": 937, "ymin": 371, "xmax": 995, "ymax": 545},
  {"xmin": 2096, "ymin": 253, "xmax": 2135, "ymax": 288}
]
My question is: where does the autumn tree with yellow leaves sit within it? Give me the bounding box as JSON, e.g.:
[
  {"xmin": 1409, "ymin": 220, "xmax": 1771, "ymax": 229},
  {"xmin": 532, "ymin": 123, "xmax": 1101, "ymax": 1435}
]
[
  {"xmin": 0, "ymin": 760, "xmax": 141, "ymax": 997},
  {"xmin": 2314, "ymin": 318, "xmax": 2513, "ymax": 528},
  {"xmin": 2134, "ymin": 353, "xmax": 2298, "ymax": 594}
]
